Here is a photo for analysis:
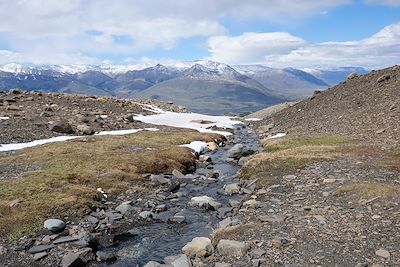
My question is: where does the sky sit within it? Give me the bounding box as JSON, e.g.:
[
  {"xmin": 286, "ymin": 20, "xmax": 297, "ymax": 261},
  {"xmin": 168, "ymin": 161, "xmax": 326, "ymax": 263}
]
[{"xmin": 0, "ymin": 0, "xmax": 399, "ymax": 68}]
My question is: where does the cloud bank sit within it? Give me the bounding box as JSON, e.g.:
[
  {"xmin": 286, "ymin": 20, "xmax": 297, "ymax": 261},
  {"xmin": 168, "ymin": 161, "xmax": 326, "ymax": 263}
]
[{"xmin": 207, "ymin": 22, "xmax": 400, "ymax": 68}]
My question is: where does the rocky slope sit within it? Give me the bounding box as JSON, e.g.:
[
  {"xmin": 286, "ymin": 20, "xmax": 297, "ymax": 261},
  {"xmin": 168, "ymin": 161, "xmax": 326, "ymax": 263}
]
[{"xmin": 256, "ymin": 65, "xmax": 400, "ymax": 146}]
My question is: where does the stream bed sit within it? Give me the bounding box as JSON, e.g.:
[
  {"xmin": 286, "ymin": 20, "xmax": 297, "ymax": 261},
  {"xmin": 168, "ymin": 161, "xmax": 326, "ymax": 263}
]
[{"xmin": 104, "ymin": 124, "xmax": 260, "ymax": 266}]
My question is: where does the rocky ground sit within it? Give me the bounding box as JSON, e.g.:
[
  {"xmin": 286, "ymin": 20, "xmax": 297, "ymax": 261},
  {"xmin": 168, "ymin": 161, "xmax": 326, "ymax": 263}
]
[
  {"xmin": 0, "ymin": 65, "xmax": 399, "ymax": 267},
  {"xmin": 0, "ymin": 90, "xmax": 185, "ymax": 144}
]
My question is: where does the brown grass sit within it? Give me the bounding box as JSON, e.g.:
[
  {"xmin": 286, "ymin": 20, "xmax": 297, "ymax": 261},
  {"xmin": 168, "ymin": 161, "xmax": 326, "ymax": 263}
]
[
  {"xmin": 240, "ymin": 135, "xmax": 351, "ymax": 186},
  {"xmin": 0, "ymin": 130, "xmax": 223, "ymax": 240},
  {"xmin": 211, "ymin": 223, "xmax": 261, "ymax": 246},
  {"xmin": 333, "ymin": 182, "xmax": 400, "ymax": 200}
]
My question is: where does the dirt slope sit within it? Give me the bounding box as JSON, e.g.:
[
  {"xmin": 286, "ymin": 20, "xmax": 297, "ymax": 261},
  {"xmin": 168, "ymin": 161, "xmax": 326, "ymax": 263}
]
[{"xmin": 256, "ymin": 65, "xmax": 399, "ymax": 147}]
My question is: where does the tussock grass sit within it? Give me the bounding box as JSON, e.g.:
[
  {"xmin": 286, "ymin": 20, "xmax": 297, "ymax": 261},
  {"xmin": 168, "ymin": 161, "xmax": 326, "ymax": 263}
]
[
  {"xmin": 211, "ymin": 223, "xmax": 261, "ymax": 247},
  {"xmin": 333, "ymin": 182, "xmax": 400, "ymax": 199},
  {"xmin": 240, "ymin": 135, "xmax": 351, "ymax": 186},
  {"xmin": 0, "ymin": 130, "xmax": 223, "ymax": 240}
]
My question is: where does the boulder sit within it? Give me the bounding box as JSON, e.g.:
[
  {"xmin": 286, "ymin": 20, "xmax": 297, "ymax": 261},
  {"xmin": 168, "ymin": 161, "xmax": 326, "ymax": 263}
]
[
  {"xmin": 227, "ymin": 144, "xmax": 255, "ymax": 160},
  {"xmin": 188, "ymin": 196, "xmax": 222, "ymax": 211},
  {"xmin": 224, "ymin": 183, "xmax": 240, "ymax": 195},
  {"xmin": 217, "ymin": 239, "xmax": 250, "ymax": 258},
  {"xmin": 61, "ymin": 252, "xmax": 84, "ymax": 267},
  {"xmin": 44, "ymin": 219, "xmax": 66, "ymax": 232},
  {"xmin": 49, "ymin": 121, "xmax": 75, "ymax": 134},
  {"xmin": 150, "ymin": 174, "xmax": 170, "ymax": 185},
  {"xmin": 76, "ymin": 124, "xmax": 94, "ymax": 135},
  {"xmin": 115, "ymin": 202, "xmax": 133, "ymax": 215},
  {"xmin": 207, "ymin": 142, "xmax": 219, "ymax": 151},
  {"xmin": 182, "ymin": 237, "xmax": 214, "ymax": 257}
]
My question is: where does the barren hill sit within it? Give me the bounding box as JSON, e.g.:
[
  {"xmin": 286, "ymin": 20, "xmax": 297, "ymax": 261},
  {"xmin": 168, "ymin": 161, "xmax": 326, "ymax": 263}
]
[{"xmin": 258, "ymin": 65, "xmax": 400, "ymax": 146}]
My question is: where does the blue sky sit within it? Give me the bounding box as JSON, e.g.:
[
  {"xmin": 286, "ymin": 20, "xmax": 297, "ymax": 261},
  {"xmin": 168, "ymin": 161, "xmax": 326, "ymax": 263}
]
[{"xmin": 0, "ymin": 0, "xmax": 399, "ymax": 68}]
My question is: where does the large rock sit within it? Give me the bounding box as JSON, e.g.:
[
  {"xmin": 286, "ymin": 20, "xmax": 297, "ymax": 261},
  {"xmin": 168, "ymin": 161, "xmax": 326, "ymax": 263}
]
[
  {"xmin": 61, "ymin": 252, "xmax": 84, "ymax": 267},
  {"xmin": 224, "ymin": 183, "xmax": 240, "ymax": 195},
  {"xmin": 217, "ymin": 239, "xmax": 250, "ymax": 258},
  {"xmin": 76, "ymin": 124, "xmax": 94, "ymax": 135},
  {"xmin": 227, "ymin": 144, "xmax": 255, "ymax": 160},
  {"xmin": 44, "ymin": 218, "xmax": 66, "ymax": 232},
  {"xmin": 182, "ymin": 237, "xmax": 214, "ymax": 258},
  {"xmin": 170, "ymin": 254, "xmax": 192, "ymax": 267},
  {"xmin": 115, "ymin": 202, "xmax": 133, "ymax": 215},
  {"xmin": 188, "ymin": 196, "xmax": 222, "ymax": 211},
  {"xmin": 150, "ymin": 174, "xmax": 170, "ymax": 185},
  {"xmin": 49, "ymin": 121, "xmax": 75, "ymax": 134}
]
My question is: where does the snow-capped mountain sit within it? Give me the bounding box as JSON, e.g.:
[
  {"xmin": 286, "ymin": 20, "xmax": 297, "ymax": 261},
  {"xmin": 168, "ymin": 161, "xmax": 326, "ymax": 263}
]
[{"xmin": 0, "ymin": 60, "xmax": 369, "ymax": 114}]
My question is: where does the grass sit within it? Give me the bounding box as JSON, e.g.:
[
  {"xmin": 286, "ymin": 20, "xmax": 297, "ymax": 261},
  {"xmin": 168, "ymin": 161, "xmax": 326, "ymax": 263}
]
[
  {"xmin": 240, "ymin": 135, "xmax": 351, "ymax": 186},
  {"xmin": 380, "ymin": 147, "xmax": 400, "ymax": 170},
  {"xmin": 211, "ymin": 223, "xmax": 261, "ymax": 247},
  {"xmin": 0, "ymin": 130, "xmax": 223, "ymax": 240},
  {"xmin": 333, "ymin": 182, "xmax": 400, "ymax": 200}
]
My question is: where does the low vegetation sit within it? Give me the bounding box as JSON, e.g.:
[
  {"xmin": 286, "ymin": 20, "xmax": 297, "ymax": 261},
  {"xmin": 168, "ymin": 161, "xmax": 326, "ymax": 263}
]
[
  {"xmin": 333, "ymin": 182, "xmax": 400, "ymax": 200},
  {"xmin": 239, "ymin": 135, "xmax": 352, "ymax": 186},
  {"xmin": 0, "ymin": 130, "xmax": 223, "ymax": 240}
]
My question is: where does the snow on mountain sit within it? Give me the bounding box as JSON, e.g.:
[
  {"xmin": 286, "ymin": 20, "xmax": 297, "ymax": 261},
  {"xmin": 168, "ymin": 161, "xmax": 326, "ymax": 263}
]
[{"xmin": 0, "ymin": 63, "xmax": 35, "ymax": 74}]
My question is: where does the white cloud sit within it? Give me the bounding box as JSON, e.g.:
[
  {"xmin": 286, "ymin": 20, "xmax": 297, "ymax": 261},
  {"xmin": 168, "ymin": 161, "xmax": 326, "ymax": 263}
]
[
  {"xmin": 207, "ymin": 32, "xmax": 306, "ymax": 64},
  {"xmin": 206, "ymin": 22, "xmax": 400, "ymax": 68},
  {"xmin": 364, "ymin": 0, "xmax": 400, "ymax": 6},
  {"xmin": 0, "ymin": 0, "xmax": 350, "ymax": 64}
]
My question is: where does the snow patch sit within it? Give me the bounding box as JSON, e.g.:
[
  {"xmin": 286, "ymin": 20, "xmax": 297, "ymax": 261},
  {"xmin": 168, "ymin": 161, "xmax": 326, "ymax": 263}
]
[
  {"xmin": 267, "ymin": 133, "xmax": 286, "ymax": 139},
  {"xmin": 132, "ymin": 108, "xmax": 241, "ymax": 136},
  {"xmin": 180, "ymin": 141, "xmax": 208, "ymax": 154},
  {"xmin": 0, "ymin": 128, "xmax": 144, "ymax": 152},
  {"xmin": 245, "ymin": 118, "xmax": 262, "ymax": 122},
  {"xmin": 0, "ymin": 116, "xmax": 9, "ymax": 120},
  {"xmin": 95, "ymin": 129, "xmax": 142, "ymax": 136}
]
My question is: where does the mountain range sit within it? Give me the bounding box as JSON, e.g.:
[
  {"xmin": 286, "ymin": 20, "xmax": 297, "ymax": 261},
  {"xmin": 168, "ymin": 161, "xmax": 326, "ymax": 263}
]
[{"xmin": 0, "ymin": 61, "xmax": 368, "ymax": 115}]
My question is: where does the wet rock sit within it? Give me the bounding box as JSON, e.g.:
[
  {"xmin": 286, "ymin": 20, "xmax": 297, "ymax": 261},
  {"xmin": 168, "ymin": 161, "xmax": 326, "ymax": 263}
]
[
  {"xmin": 207, "ymin": 142, "xmax": 219, "ymax": 151},
  {"xmin": 224, "ymin": 183, "xmax": 240, "ymax": 195},
  {"xmin": 96, "ymin": 251, "xmax": 117, "ymax": 262},
  {"xmin": 143, "ymin": 261, "xmax": 164, "ymax": 267},
  {"xmin": 115, "ymin": 202, "xmax": 133, "ymax": 215},
  {"xmin": 227, "ymin": 144, "xmax": 255, "ymax": 160},
  {"xmin": 217, "ymin": 239, "xmax": 250, "ymax": 258},
  {"xmin": 375, "ymin": 249, "xmax": 390, "ymax": 259},
  {"xmin": 169, "ymin": 214, "xmax": 186, "ymax": 223},
  {"xmin": 44, "ymin": 218, "xmax": 66, "ymax": 232},
  {"xmin": 188, "ymin": 196, "xmax": 222, "ymax": 211},
  {"xmin": 228, "ymin": 199, "xmax": 240, "ymax": 208},
  {"xmin": 156, "ymin": 204, "xmax": 168, "ymax": 212},
  {"xmin": 170, "ymin": 254, "xmax": 192, "ymax": 267},
  {"xmin": 28, "ymin": 244, "xmax": 55, "ymax": 254},
  {"xmin": 76, "ymin": 124, "xmax": 94, "ymax": 135},
  {"xmin": 168, "ymin": 180, "xmax": 181, "ymax": 192},
  {"xmin": 182, "ymin": 237, "xmax": 214, "ymax": 258},
  {"xmin": 49, "ymin": 121, "xmax": 75, "ymax": 134},
  {"xmin": 139, "ymin": 211, "xmax": 154, "ymax": 219},
  {"xmin": 61, "ymin": 252, "xmax": 84, "ymax": 267}
]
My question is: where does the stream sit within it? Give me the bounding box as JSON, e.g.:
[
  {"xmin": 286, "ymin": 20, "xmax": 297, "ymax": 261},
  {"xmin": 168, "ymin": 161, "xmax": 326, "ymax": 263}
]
[{"xmin": 104, "ymin": 124, "xmax": 260, "ymax": 266}]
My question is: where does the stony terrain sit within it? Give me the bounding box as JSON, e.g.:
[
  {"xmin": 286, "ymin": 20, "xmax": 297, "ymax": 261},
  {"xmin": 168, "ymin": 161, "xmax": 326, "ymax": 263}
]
[
  {"xmin": 0, "ymin": 65, "xmax": 399, "ymax": 267},
  {"xmin": 0, "ymin": 90, "xmax": 185, "ymax": 144},
  {"xmin": 255, "ymin": 65, "xmax": 400, "ymax": 146}
]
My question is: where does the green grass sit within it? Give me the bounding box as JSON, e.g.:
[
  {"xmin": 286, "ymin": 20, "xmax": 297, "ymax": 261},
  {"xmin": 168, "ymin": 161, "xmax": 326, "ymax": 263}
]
[
  {"xmin": 240, "ymin": 135, "xmax": 351, "ymax": 186},
  {"xmin": 0, "ymin": 130, "xmax": 223, "ymax": 240}
]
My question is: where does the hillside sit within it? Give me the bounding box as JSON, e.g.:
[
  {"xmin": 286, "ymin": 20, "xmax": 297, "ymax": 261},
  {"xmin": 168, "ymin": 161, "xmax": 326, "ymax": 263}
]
[{"xmin": 256, "ymin": 65, "xmax": 400, "ymax": 145}]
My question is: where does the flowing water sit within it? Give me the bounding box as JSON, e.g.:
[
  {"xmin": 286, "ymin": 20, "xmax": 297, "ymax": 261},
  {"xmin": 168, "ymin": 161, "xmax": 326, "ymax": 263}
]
[{"xmin": 105, "ymin": 125, "xmax": 260, "ymax": 266}]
